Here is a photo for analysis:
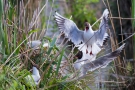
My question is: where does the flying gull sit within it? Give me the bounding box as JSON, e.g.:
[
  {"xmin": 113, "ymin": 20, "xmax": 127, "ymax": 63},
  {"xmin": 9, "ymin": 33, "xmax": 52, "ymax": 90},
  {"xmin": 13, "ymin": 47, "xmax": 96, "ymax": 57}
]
[
  {"xmin": 54, "ymin": 9, "xmax": 109, "ymax": 56},
  {"xmin": 74, "ymin": 43, "xmax": 125, "ymax": 76}
]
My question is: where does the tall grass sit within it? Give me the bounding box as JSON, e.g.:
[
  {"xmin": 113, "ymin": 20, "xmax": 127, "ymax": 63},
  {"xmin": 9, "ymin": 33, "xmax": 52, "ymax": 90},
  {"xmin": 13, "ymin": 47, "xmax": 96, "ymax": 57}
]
[
  {"xmin": 1, "ymin": 0, "xmax": 135, "ymax": 90},
  {"xmin": 0, "ymin": 0, "xmax": 88, "ymax": 89}
]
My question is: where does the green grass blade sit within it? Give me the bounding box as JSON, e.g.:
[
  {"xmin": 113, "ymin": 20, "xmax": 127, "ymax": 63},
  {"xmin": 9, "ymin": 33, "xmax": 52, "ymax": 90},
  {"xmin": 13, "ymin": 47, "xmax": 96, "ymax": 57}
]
[
  {"xmin": 132, "ymin": 0, "xmax": 135, "ymax": 59},
  {"xmin": 47, "ymin": 37, "xmax": 57, "ymax": 54},
  {"xmin": 0, "ymin": 0, "xmax": 5, "ymax": 53},
  {"xmin": 132, "ymin": 0, "xmax": 135, "ymax": 27},
  {"xmin": 55, "ymin": 48, "xmax": 65, "ymax": 75}
]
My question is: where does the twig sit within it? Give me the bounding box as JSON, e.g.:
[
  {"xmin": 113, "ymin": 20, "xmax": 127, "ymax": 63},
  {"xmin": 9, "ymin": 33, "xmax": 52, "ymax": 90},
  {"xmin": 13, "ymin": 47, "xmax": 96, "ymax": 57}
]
[
  {"xmin": 109, "ymin": 17, "xmax": 135, "ymax": 20},
  {"xmin": 91, "ymin": 17, "xmax": 102, "ymax": 27},
  {"xmin": 44, "ymin": 0, "xmax": 54, "ymax": 36}
]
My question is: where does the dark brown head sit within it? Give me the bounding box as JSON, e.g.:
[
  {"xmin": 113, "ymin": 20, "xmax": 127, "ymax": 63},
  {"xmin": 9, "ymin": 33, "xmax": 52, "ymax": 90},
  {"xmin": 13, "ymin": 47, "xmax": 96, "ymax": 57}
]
[
  {"xmin": 75, "ymin": 51, "xmax": 83, "ymax": 59},
  {"xmin": 84, "ymin": 22, "xmax": 90, "ymax": 31}
]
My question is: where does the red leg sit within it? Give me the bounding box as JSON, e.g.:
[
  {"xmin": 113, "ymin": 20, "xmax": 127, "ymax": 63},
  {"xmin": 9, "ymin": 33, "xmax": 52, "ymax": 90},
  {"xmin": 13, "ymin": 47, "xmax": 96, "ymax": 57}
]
[
  {"xmin": 90, "ymin": 51, "xmax": 93, "ymax": 55},
  {"xmin": 86, "ymin": 45, "xmax": 88, "ymax": 54},
  {"xmin": 90, "ymin": 45, "xmax": 93, "ymax": 55}
]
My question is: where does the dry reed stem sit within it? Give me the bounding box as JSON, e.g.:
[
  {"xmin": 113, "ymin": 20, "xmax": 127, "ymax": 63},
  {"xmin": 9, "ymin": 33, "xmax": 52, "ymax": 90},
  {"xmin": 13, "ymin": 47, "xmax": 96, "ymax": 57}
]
[
  {"xmin": 106, "ymin": 0, "xmax": 121, "ymax": 89},
  {"xmin": 110, "ymin": 17, "xmax": 135, "ymax": 20},
  {"xmin": 0, "ymin": 0, "xmax": 47, "ymax": 69}
]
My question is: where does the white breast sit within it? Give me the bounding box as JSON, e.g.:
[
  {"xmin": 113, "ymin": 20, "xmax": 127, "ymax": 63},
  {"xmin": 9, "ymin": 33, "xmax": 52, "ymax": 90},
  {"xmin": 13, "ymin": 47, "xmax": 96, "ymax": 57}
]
[{"xmin": 83, "ymin": 30, "xmax": 95, "ymax": 45}]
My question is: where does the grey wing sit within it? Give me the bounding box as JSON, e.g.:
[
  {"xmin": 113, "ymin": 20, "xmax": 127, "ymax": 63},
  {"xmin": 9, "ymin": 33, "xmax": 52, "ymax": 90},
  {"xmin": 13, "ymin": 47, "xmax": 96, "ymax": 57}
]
[
  {"xmin": 82, "ymin": 43, "xmax": 125, "ymax": 74},
  {"xmin": 96, "ymin": 33, "xmax": 109, "ymax": 49},
  {"xmin": 95, "ymin": 9, "xmax": 109, "ymax": 46},
  {"xmin": 54, "ymin": 12, "xmax": 84, "ymax": 45}
]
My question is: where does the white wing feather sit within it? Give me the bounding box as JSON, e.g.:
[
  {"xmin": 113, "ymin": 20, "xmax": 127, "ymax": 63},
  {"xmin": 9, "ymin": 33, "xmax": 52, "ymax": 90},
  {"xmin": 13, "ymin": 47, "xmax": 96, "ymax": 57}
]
[{"xmin": 55, "ymin": 12, "xmax": 84, "ymax": 45}]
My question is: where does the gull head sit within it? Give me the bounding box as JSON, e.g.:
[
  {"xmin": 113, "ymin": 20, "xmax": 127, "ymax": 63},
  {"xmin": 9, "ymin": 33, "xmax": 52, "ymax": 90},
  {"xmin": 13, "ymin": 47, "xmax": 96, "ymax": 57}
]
[
  {"xmin": 75, "ymin": 51, "xmax": 83, "ymax": 59},
  {"xmin": 84, "ymin": 22, "xmax": 91, "ymax": 31}
]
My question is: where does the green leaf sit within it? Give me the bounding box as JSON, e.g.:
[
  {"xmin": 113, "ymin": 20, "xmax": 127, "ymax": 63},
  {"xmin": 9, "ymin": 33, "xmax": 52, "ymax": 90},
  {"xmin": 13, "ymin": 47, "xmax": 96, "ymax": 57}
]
[
  {"xmin": 47, "ymin": 37, "xmax": 57, "ymax": 54},
  {"xmin": 132, "ymin": 0, "xmax": 135, "ymax": 27},
  {"xmin": 0, "ymin": 0, "xmax": 5, "ymax": 54},
  {"xmin": 0, "ymin": 0, "xmax": 3, "ymax": 19},
  {"xmin": 28, "ymin": 29, "xmax": 39, "ymax": 35},
  {"xmin": 132, "ymin": 0, "xmax": 135, "ymax": 59},
  {"xmin": 55, "ymin": 48, "xmax": 65, "ymax": 75},
  {"xmin": 43, "ymin": 36, "xmax": 52, "ymax": 42}
]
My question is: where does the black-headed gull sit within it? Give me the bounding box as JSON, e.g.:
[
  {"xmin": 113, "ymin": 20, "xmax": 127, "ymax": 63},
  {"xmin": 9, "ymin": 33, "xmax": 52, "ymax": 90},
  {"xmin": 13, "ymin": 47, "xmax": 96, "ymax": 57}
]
[
  {"xmin": 27, "ymin": 40, "xmax": 49, "ymax": 50},
  {"xmin": 74, "ymin": 43, "xmax": 125, "ymax": 76},
  {"xmin": 54, "ymin": 9, "xmax": 109, "ymax": 56},
  {"xmin": 25, "ymin": 66, "xmax": 41, "ymax": 85}
]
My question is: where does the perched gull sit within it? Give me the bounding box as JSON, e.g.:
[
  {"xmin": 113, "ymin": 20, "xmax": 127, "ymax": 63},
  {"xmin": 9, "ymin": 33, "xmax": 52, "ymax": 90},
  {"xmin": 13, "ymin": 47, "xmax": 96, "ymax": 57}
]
[
  {"xmin": 25, "ymin": 66, "xmax": 41, "ymax": 85},
  {"xmin": 78, "ymin": 43, "xmax": 125, "ymax": 76},
  {"xmin": 54, "ymin": 9, "xmax": 109, "ymax": 56},
  {"xmin": 27, "ymin": 40, "xmax": 49, "ymax": 50}
]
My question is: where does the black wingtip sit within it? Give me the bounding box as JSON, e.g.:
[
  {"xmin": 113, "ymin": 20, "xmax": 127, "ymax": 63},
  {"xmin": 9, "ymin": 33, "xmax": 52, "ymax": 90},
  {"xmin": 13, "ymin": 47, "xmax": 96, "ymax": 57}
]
[{"xmin": 103, "ymin": 36, "xmax": 110, "ymax": 46}]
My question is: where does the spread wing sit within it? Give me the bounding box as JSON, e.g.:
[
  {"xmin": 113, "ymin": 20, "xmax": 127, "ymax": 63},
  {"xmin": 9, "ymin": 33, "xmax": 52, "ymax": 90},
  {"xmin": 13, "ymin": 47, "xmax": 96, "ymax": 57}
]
[
  {"xmin": 94, "ymin": 9, "xmax": 109, "ymax": 46},
  {"xmin": 82, "ymin": 43, "xmax": 125, "ymax": 75},
  {"xmin": 54, "ymin": 12, "xmax": 84, "ymax": 45}
]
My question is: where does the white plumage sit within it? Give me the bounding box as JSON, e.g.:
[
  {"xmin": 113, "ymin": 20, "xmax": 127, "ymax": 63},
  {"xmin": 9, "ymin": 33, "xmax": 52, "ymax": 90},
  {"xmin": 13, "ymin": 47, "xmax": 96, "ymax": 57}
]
[
  {"xmin": 27, "ymin": 40, "xmax": 49, "ymax": 50},
  {"xmin": 25, "ymin": 66, "xmax": 40, "ymax": 85}
]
